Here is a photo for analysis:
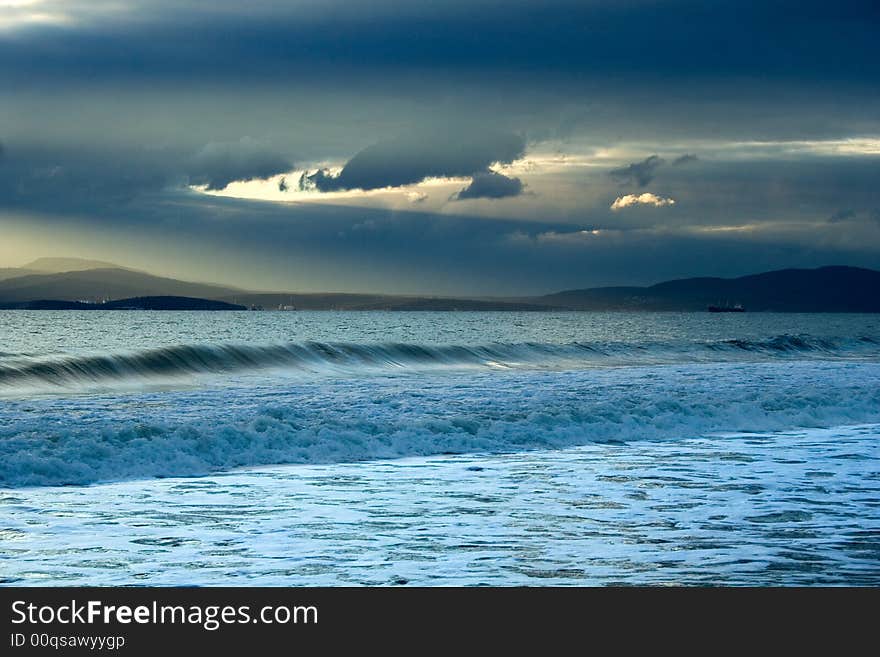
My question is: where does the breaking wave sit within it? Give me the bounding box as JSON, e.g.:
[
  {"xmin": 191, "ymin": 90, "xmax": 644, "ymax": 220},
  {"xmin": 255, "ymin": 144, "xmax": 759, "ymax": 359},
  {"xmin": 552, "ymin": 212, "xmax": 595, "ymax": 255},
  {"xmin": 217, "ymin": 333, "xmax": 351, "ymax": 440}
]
[
  {"xmin": 2, "ymin": 360, "xmax": 879, "ymax": 488},
  {"xmin": 0, "ymin": 334, "xmax": 878, "ymax": 390}
]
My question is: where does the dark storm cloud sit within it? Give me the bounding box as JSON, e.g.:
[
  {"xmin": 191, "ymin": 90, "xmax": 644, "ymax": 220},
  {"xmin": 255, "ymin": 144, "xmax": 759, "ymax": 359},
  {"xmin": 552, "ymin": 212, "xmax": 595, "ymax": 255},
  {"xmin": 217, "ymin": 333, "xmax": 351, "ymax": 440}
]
[
  {"xmin": 0, "ymin": 145, "xmax": 169, "ymax": 210},
  {"xmin": 0, "ymin": 139, "xmax": 293, "ymax": 207},
  {"xmin": 609, "ymin": 155, "xmax": 665, "ymax": 187},
  {"xmin": 1, "ymin": 2, "xmax": 878, "ymax": 87},
  {"xmin": 453, "ymin": 171, "xmax": 523, "ymax": 200},
  {"xmin": 672, "ymin": 154, "xmax": 698, "ymax": 166},
  {"xmin": 2, "ymin": 1, "xmax": 880, "ymax": 293},
  {"xmin": 186, "ymin": 139, "xmax": 292, "ymax": 191},
  {"xmin": 302, "ymin": 130, "xmax": 525, "ymax": 192}
]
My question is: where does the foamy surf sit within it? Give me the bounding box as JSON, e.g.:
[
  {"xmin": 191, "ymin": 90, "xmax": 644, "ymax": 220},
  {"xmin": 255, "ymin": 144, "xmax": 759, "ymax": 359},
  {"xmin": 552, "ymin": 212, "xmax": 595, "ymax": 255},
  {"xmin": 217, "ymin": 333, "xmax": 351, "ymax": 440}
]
[
  {"xmin": 6, "ymin": 423, "xmax": 878, "ymax": 585},
  {"xmin": 2, "ymin": 360, "xmax": 879, "ymax": 488}
]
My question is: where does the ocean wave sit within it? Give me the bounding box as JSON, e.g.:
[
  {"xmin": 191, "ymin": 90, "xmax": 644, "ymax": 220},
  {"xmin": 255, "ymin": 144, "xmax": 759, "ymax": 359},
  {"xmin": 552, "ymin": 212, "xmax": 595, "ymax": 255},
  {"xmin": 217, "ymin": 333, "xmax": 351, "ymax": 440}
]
[
  {"xmin": 1, "ymin": 360, "xmax": 879, "ymax": 488},
  {"xmin": 0, "ymin": 334, "xmax": 878, "ymax": 390}
]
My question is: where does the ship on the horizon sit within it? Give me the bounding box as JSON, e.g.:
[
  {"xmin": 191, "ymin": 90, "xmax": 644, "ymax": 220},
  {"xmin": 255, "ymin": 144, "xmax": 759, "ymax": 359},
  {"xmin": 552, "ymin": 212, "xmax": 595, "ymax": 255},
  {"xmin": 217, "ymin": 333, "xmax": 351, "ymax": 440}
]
[{"xmin": 707, "ymin": 303, "xmax": 746, "ymax": 313}]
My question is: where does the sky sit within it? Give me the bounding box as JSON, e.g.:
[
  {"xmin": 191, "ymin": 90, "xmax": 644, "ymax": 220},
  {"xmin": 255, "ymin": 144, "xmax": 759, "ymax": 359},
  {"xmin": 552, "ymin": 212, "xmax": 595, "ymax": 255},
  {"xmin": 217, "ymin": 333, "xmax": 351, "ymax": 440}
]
[{"xmin": 0, "ymin": 0, "xmax": 878, "ymax": 295}]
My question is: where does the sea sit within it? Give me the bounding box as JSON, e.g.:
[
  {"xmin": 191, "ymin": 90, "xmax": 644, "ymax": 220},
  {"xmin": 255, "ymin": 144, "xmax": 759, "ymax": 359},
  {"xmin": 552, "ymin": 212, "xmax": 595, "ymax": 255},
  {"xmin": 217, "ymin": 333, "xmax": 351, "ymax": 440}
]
[{"xmin": 1, "ymin": 310, "xmax": 878, "ymax": 585}]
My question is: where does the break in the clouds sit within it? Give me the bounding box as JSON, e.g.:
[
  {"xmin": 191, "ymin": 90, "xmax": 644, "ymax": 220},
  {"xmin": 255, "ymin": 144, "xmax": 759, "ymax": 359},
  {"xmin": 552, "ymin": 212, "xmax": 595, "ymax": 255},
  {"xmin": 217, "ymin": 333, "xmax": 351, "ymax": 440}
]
[
  {"xmin": 300, "ymin": 129, "xmax": 525, "ymax": 193},
  {"xmin": 0, "ymin": 1, "xmax": 879, "ymax": 293},
  {"xmin": 611, "ymin": 193, "xmax": 677, "ymax": 211},
  {"xmin": 0, "ymin": 139, "xmax": 293, "ymax": 210}
]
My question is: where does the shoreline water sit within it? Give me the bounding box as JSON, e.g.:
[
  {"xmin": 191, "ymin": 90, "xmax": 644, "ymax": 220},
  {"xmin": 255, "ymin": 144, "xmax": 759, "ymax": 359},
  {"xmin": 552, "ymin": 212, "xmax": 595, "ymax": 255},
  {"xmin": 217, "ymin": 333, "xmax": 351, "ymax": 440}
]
[
  {"xmin": 3, "ymin": 423, "xmax": 878, "ymax": 586},
  {"xmin": 1, "ymin": 311, "xmax": 878, "ymax": 585}
]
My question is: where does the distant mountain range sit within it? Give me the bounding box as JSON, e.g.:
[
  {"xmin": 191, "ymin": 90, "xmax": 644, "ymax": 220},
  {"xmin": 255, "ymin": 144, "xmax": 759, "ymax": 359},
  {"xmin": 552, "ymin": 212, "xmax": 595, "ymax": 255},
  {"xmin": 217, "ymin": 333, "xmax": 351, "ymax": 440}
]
[
  {"xmin": 24, "ymin": 257, "xmax": 128, "ymax": 273},
  {"xmin": 0, "ymin": 258, "xmax": 877, "ymax": 312},
  {"xmin": 0, "ymin": 296, "xmax": 245, "ymax": 311},
  {"xmin": 0, "ymin": 259, "xmax": 241, "ymax": 302},
  {"xmin": 536, "ymin": 266, "xmax": 880, "ymax": 312},
  {"xmin": 0, "ymin": 257, "xmax": 133, "ymax": 282}
]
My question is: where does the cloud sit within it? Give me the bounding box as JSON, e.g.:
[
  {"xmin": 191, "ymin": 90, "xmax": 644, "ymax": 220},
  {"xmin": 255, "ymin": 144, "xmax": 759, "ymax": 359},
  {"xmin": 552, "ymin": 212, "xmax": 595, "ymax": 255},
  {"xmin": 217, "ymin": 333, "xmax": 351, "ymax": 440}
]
[
  {"xmin": 278, "ymin": 176, "xmax": 289, "ymax": 192},
  {"xmin": 0, "ymin": 138, "xmax": 294, "ymax": 212},
  {"xmin": 829, "ymin": 209, "xmax": 857, "ymax": 223},
  {"xmin": 406, "ymin": 191, "xmax": 428, "ymax": 204},
  {"xmin": 453, "ymin": 171, "xmax": 523, "ymax": 200},
  {"xmin": 829, "ymin": 208, "xmax": 880, "ymax": 224},
  {"xmin": 187, "ymin": 138, "xmax": 292, "ymax": 191},
  {"xmin": 611, "ymin": 193, "xmax": 676, "ymax": 210},
  {"xmin": 3, "ymin": 2, "xmax": 878, "ymax": 90},
  {"xmin": 302, "ymin": 129, "xmax": 525, "ymax": 192},
  {"xmin": 608, "ymin": 153, "xmax": 697, "ymax": 187},
  {"xmin": 609, "ymin": 155, "xmax": 664, "ymax": 187}
]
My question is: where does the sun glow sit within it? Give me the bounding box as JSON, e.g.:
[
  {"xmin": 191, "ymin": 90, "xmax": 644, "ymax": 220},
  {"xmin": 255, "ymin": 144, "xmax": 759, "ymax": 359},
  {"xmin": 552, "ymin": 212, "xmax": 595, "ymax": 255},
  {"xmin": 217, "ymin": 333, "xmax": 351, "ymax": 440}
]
[{"xmin": 194, "ymin": 170, "xmax": 474, "ymax": 207}]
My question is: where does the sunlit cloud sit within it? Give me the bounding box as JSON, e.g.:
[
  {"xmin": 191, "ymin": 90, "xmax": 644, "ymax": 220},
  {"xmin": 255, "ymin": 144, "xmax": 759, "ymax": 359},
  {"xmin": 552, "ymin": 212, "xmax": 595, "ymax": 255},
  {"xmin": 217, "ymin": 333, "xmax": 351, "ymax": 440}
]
[
  {"xmin": 686, "ymin": 224, "xmax": 760, "ymax": 234},
  {"xmin": 611, "ymin": 193, "xmax": 676, "ymax": 210},
  {"xmin": 0, "ymin": 0, "xmax": 129, "ymax": 31},
  {"xmin": 0, "ymin": 0, "xmax": 71, "ymax": 30},
  {"xmin": 533, "ymin": 229, "xmax": 607, "ymax": 244},
  {"xmin": 194, "ymin": 169, "xmax": 472, "ymax": 209},
  {"xmin": 593, "ymin": 137, "xmax": 880, "ymax": 164},
  {"xmin": 730, "ymin": 138, "xmax": 880, "ymax": 158},
  {"xmin": 493, "ymin": 152, "xmax": 605, "ymax": 176}
]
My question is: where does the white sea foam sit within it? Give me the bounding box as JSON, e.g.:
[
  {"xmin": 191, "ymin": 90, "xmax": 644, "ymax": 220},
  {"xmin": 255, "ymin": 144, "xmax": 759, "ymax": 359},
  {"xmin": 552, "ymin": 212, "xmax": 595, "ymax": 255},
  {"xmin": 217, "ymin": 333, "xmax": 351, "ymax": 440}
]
[
  {"xmin": 2, "ymin": 360, "xmax": 879, "ymax": 488},
  {"xmin": 3, "ymin": 423, "xmax": 879, "ymax": 585}
]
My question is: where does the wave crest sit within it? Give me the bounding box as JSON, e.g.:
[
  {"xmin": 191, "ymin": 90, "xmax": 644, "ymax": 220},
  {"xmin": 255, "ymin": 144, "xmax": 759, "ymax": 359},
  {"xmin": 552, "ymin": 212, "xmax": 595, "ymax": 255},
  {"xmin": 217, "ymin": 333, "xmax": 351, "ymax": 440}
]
[
  {"xmin": 0, "ymin": 334, "xmax": 877, "ymax": 390},
  {"xmin": 2, "ymin": 360, "xmax": 879, "ymax": 487}
]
